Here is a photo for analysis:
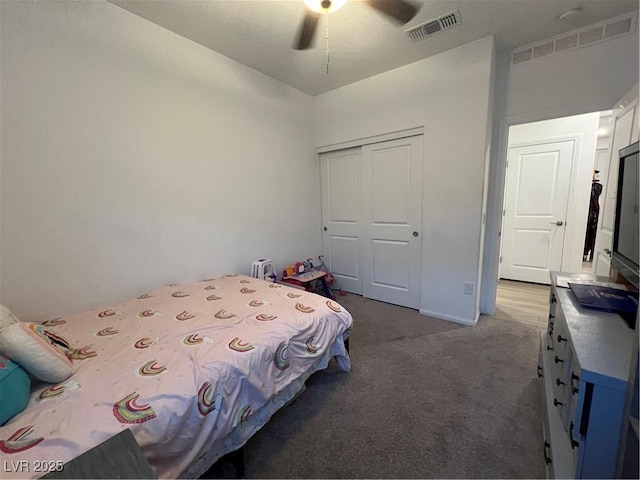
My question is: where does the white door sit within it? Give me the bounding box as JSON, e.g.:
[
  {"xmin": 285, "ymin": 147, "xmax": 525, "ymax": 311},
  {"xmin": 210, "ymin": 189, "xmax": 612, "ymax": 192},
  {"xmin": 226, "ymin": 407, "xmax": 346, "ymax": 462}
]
[
  {"xmin": 361, "ymin": 136, "xmax": 423, "ymax": 308},
  {"xmin": 593, "ymin": 98, "xmax": 639, "ymax": 276},
  {"xmin": 320, "ymin": 135, "xmax": 423, "ymax": 308},
  {"xmin": 500, "ymin": 140, "xmax": 575, "ymax": 284},
  {"xmin": 320, "ymin": 148, "xmax": 363, "ymax": 294}
]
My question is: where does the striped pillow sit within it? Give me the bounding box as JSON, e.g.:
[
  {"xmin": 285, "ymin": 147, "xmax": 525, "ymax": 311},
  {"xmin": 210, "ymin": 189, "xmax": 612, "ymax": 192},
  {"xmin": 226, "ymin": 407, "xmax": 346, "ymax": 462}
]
[{"xmin": 0, "ymin": 323, "xmax": 73, "ymax": 383}]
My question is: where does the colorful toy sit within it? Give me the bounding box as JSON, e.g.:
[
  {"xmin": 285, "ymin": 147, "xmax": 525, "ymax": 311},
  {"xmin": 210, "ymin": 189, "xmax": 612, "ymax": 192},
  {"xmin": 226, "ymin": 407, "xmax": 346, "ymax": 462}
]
[{"xmin": 318, "ymin": 255, "xmax": 345, "ymax": 296}]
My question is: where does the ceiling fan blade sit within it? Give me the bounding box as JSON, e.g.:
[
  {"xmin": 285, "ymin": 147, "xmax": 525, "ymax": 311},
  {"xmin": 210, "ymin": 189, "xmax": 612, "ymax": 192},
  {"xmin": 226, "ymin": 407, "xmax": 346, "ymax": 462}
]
[
  {"xmin": 293, "ymin": 11, "xmax": 320, "ymax": 50},
  {"xmin": 365, "ymin": 0, "xmax": 420, "ymax": 24}
]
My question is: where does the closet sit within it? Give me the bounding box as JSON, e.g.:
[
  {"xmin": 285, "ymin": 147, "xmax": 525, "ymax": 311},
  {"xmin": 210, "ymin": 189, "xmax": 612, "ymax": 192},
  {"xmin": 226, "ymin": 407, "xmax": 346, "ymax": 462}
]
[{"xmin": 319, "ymin": 135, "xmax": 423, "ymax": 309}]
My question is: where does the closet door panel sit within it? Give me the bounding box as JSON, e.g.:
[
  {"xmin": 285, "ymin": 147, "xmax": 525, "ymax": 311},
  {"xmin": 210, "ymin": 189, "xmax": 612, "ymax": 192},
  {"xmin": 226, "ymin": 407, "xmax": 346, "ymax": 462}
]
[
  {"xmin": 329, "ymin": 236, "xmax": 360, "ymax": 280},
  {"xmin": 371, "ymin": 147, "xmax": 410, "ymax": 223},
  {"xmin": 362, "ymin": 136, "xmax": 423, "ymax": 308},
  {"xmin": 320, "ymin": 148, "xmax": 363, "ymax": 295},
  {"xmin": 372, "ymin": 239, "xmax": 410, "ymax": 289}
]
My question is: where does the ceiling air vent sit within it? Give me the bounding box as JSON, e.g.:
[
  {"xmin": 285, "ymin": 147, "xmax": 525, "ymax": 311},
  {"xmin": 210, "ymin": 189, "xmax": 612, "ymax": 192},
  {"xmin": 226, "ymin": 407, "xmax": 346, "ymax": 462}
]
[{"xmin": 406, "ymin": 10, "xmax": 461, "ymax": 41}]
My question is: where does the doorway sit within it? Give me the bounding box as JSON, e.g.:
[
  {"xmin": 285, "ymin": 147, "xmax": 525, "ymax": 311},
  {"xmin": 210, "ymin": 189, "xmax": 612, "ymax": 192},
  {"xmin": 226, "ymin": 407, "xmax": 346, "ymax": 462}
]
[
  {"xmin": 592, "ymin": 99, "xmax": 639, "ymax": 277},
  {"xmin": 499, "ymin": 111, "xmax": 602, "ymax": 285},
  {"xmin": 583, "ymin": 111, "xmax": 613, "ymax": 272}
]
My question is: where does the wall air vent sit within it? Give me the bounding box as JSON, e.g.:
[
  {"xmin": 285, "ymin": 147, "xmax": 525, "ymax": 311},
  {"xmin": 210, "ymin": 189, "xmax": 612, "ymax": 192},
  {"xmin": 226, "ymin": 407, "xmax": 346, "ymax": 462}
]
[
  {"xmin": 512, "ymin": 48, "xmax": 532, "ymax": 65},
  {"xmin": 554, "ymin": 34, "xmax": 578, "ymax": 52},
  {"xmin": 604, "ymin": 16, "xmax": 632, "ymax": 38},
  {"xmin": 533, "ymin": 41, "xmax": 554, "ymax": 58},
  {"xmin": 511, "ymin": 11, "xmax": 637, "ymax": 66},
  {"xmin": 406, "ymin": 10, "xmax": 461, "ymax": 41},
  {"xmin": 578, "ymin": 26, "xmax": 604, "ymax": 46}
]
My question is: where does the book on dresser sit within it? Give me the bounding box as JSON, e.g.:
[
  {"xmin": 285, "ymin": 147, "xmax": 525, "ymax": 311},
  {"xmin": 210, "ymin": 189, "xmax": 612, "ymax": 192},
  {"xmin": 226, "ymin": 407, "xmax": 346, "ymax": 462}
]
[
  {"xmin": 537, "ymin": 272, "xmax": 635, "ymax": 479},
  {"xmin": 567, "ymin": 283, "xmax": 639, "ymax": 314}
]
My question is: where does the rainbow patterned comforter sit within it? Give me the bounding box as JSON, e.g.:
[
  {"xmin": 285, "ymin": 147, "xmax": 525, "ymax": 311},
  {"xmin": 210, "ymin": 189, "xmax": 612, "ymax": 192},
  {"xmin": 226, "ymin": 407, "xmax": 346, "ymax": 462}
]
[{"xmin": 0, "ymin": 275, "xmax": 352, "ymax": 478}]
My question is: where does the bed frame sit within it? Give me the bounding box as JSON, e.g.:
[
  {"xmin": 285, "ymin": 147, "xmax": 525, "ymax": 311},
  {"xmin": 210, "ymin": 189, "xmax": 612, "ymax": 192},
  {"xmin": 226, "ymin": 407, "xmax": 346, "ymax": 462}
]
[{"xmin": 200, "ymin": 339, "xmax": 350, "ymax": 479}]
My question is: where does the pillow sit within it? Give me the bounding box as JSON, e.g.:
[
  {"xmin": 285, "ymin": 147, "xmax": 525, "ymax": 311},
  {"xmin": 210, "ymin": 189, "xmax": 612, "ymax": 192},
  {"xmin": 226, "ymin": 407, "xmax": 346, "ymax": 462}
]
[
  {"xmin": 0, "ymin": 304, "xmax": 19, "ymax": 331},
  {"xmin": 0, "ymin": 355, "xmax": 30, "ymax": 425},
  {"xmin": 0, "ymin": 322, "xmax": 73, "ymax": 383}
]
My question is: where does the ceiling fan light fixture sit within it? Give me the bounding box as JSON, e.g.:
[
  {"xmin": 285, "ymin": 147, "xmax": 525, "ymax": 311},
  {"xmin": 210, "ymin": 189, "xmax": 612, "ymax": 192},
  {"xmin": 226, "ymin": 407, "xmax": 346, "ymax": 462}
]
[{"xmin": 303, "ymin": 0, "xmax": 347, "ymax": 14}]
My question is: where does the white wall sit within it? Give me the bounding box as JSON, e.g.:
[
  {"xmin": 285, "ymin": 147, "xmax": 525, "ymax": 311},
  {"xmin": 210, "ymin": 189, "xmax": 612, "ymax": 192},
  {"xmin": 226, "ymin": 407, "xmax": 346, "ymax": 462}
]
[
  {"xmin": 0, "ymin": 1, "xmax": 318, "ymax": 321},
  {"xmin": 596, "ymin": 111, "xmax": 614, "ymax": 152},
  {"xmin": 481, "ymin": 25, "xmax": 639, "ymax": 313},
  {"xmin": 313, "ymin": 36, "xmax": 495, "ymax": 325},
  {"xmin": 504, "ymin": 112, "xmax": 600, "ymax": 276},
  {"xmin": 505, "ymin": 29, "xmax": 639, "ymax": 119}
]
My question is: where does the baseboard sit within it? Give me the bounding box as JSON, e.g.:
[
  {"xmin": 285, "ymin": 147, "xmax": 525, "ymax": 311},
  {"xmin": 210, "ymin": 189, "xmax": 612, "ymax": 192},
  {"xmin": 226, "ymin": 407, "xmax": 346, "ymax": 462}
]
[{"xmin": 418, "ymin": 309, "xmax": 478, "ymax": 326}]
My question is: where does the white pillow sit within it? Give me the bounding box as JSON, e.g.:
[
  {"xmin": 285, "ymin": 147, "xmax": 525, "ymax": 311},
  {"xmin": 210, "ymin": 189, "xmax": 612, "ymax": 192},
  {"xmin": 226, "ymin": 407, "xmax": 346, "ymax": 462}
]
[
  {"xmin": 0, "ymin": 304, "xmax": 19, "ymax": 331},
  {"xmin": 0, "ymin": 322, "xmax": 73, "ymax": 383}
]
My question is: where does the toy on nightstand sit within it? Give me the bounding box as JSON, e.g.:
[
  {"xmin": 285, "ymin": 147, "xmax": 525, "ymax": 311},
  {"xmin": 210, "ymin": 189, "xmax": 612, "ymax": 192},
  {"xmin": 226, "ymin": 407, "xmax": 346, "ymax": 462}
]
[{"xmin": 318, "ymin": 255, "xmax": 345, "ymax": 296}]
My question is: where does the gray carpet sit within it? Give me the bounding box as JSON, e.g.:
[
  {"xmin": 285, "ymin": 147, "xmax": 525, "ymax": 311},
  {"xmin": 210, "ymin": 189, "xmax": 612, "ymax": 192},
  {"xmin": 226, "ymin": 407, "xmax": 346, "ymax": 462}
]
[{"xmin": 243, "ymin": 293, "xmax": 545, "ymax": 479}]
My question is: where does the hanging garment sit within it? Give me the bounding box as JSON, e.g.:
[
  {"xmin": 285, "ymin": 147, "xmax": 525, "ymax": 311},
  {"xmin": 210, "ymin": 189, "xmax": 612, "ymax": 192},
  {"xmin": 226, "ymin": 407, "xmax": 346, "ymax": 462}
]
[{"xmin": 583, "ymin": 181, "xmax": 603, "ymax": 261}]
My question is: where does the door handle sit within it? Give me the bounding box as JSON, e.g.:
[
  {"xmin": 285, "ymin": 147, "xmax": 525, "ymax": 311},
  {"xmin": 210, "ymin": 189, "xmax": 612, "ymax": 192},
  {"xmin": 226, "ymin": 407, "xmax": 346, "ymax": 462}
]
[
  {"xmin": 543, "ymin": 440, "xmax": 552, "ymax": 465},
  {"xmin": 413, "ymin": 231, "xmax": 419, "ymax": 237},
  {"xmin": 550, "ymin": 221, "xmax": 564, "ymax": 226},
  {"xmin": 604, "ymin": 248, "xmax": 611, "ymax": 256}
]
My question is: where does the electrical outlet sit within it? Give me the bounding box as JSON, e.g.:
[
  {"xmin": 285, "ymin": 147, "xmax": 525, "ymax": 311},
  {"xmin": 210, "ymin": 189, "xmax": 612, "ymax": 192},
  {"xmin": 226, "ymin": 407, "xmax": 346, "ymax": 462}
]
[{"xmin": 463, "ymin": 282, "xmax": 474, "ymax": 295}]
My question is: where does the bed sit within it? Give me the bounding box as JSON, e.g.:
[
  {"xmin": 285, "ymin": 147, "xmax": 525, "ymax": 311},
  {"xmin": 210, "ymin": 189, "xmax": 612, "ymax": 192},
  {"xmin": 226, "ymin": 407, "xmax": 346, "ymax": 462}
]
[{"xmin": 0, "ymin": 274, "xmax": 352, "ymax": 479}]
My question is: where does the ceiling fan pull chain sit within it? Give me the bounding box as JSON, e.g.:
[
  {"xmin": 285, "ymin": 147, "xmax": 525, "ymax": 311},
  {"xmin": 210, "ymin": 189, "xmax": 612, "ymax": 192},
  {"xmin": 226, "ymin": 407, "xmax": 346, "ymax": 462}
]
[{"xmin": 325, "ymin": 9, "xmax": 330, "ymax": 74}]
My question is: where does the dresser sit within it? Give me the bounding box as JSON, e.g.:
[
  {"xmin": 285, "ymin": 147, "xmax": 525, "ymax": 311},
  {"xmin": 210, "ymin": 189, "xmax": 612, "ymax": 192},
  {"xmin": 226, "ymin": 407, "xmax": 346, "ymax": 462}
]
[{"xmin": 538, "ymin": 272, "xmax": 635, "ymax": 478}]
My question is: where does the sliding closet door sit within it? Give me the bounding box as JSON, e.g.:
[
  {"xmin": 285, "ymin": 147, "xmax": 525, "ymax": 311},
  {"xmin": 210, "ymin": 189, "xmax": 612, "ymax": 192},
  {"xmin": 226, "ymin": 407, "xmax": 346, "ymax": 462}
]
[
  {"xmin": 320, "ymin": 148, "xmax": 363, "ymax": 295},
  {"xmin": 361, "ymin": 136, "xmax": 423, "ymax": 309}
]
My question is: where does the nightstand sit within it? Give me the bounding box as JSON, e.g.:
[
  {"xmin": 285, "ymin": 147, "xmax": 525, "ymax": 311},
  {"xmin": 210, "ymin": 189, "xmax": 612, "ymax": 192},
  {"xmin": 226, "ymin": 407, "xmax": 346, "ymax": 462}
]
[{"xmin": 281, "ymin": 269, "xmax": 333, "ymax": 298}]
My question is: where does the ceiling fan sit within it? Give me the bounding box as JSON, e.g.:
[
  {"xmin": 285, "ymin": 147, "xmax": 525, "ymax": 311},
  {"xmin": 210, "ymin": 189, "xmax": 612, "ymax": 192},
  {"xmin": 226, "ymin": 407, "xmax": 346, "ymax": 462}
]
[{"xmin": 293, "ymin": 0, "xmax": 421, "ymax": 50}]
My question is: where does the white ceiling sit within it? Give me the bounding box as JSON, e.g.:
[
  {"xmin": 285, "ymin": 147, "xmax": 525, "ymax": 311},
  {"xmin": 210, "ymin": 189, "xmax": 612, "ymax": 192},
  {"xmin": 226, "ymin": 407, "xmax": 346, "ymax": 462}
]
[{"xmin": 109, "ymin": 0, "xmax": 639, "ymax": 96}]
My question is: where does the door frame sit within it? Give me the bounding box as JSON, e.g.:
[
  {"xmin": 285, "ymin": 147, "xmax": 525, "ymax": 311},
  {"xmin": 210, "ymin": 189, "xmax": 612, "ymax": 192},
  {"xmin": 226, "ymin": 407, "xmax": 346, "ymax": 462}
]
[
  {"xmin": 481, "ymin": 108, "xmax": 602, "ymax": 315},
  {"xmin": 498, "ymin": 133, "xmax": 584, "ymax": 282},
  {"xmin": 591, "ymin": 95, "xmax": 639, "ymax": 277},
  {"xmin": 315, "ymin": 126, "xmax": 424, "ymax": 154}
]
